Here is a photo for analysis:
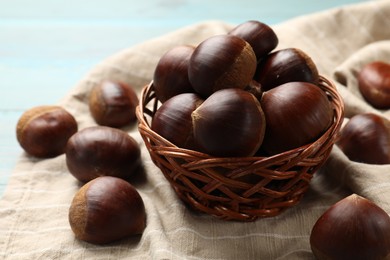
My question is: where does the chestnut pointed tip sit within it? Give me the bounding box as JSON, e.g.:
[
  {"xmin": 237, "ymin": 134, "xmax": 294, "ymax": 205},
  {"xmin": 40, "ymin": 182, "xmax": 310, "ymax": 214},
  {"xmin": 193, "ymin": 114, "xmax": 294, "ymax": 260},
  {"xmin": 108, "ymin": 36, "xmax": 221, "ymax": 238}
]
[{"xmin": 346, "ymin": 193, "xmax": 363, "ymax": 202}]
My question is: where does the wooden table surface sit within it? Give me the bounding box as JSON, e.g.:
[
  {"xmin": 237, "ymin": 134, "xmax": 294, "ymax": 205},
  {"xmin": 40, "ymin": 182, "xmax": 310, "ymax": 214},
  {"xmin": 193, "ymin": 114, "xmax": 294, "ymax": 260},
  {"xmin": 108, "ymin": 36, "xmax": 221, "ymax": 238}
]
[{"xmin": 0, "ymin": 0, "xmax": 369, "ymax": 198}]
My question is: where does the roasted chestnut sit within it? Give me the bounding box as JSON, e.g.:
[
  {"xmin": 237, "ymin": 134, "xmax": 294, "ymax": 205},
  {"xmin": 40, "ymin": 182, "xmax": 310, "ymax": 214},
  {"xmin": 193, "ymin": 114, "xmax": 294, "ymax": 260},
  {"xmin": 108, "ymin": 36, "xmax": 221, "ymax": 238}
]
[
  {"xmin": 310, "ymin": 194, "xmax": 390, "ymax": 260},
  {"xmin": 255, "ymin": 48, "xmax": 319, "ymax": 91},
  {"xmin": 153, "ymin": 45, "xmax": 195, "ymax": 103},
  {"xmin": 228, "ymin": 20, "xmax": 278, "ymax": 60},
  {"xmin": 188, "ymin": 34, "xmax": 257, "ymax": 97},
  {"xmin": 337, "ymin": 113, "xmax": 390, "ymax": 164},
  {"xmin": 151, "ymin": 92, "xmax": 204, "ymax": 149},
  {"xmin": 16, "ymin": 105, "xmax": 78, "ymax": 158},
  {"xmin": 358, "ymin": 61, "xmax": 390, "ymax": 109},
  {"xmin": 89, "ymin": 80, "xmax": 139, "ymax": 127},
  {"xmin": 65, "ymin": 126, "xmax": 141, "ymax": 182},
  {"xmin": 261, "ymin": 82, "xmax": 333, "ymax": 155},
  {"xmin": 69, "ymin": 176, "xmax": 146, "ymax": 244},
  {"xmin": 192, "ymin": 88, "xmax": 265, "ymax": 157}
]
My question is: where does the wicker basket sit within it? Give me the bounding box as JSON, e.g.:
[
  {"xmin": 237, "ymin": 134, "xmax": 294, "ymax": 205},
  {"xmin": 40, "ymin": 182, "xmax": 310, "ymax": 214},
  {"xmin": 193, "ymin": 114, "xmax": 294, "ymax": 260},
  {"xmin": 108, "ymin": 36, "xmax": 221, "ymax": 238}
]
[{"xmin": 136, "ymin": 76, "xmax": 344, "ymax": 221}]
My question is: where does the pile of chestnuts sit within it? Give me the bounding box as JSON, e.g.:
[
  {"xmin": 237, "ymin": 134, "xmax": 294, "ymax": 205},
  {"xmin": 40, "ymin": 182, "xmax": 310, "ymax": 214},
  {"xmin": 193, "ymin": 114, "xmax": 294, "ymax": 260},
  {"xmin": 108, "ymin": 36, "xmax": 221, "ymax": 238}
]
[
  {"xmin": 15, "ymin": 80, "xmax": 146, "ymax": 245},
  {"xmin": 151, "ymin": 20, "xmax": 334, "ymax": 157}
]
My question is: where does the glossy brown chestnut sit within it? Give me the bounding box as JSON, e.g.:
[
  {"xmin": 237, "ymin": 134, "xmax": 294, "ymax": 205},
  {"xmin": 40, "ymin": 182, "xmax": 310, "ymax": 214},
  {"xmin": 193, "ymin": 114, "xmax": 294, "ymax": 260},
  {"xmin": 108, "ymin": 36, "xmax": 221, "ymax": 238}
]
[
  {"xmin": 188, "ymin": 34, "xmax": 257, "ymax": 97},
  {"xmin": 65, "ymin": 126, "xmax": 141, "ymax": 182},
  {"xmin": 69, "ymin": 176, "xmax": 146, "ymax": 244},
  {"xmin": 358, "ymin": 61, "xmax": 390, "ymax": 109},
  {"xmin": 310, "ymin": 194, "xmax": 390, "ymax": 260},
  {"xmin": 151, "ymin": 92, "xmax": 203, "ymax": 150},
  {"xmin": 89, "ymin": 80, "xmax": 139, "ymax": 127},
  {"xmin": 153, "ymin": 45, "xmax": 195, "ymax": 103},
  {"xmin": 255, "ymin": 48, "xmax": 319, "ymax": 91},
  {"xmin": 336, "ymin": 113, "xmax": 390, "ymax": 164},
  {"xmin": 261, "ymin": 82, "xmax": 333, "ymax": 155},
  {"xmin": 228, "ymin": 20, "xmax": 278, "ymax": 60},
  {"xmin": 192, "ymin": 88, "xmax": 265, "ymax": 157},
  {"xmin": 16, "ymin": 105, "xmax": 78, "ymax": 158}
]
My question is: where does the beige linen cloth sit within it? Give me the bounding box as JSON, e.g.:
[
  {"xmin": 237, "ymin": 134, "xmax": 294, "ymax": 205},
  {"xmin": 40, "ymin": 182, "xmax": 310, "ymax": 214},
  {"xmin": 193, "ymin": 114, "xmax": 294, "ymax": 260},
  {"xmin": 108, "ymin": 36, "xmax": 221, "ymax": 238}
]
[{"xmin": 1, "ymin": 1, "xmax": 390, "ymax": 259}]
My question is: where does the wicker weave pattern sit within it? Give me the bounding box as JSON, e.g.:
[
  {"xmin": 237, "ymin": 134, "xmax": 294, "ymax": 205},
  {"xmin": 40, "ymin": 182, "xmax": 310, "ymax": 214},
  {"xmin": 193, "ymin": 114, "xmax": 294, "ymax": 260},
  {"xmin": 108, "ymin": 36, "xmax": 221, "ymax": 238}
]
[{"xmin": 136, "ymin": 76, "xmax": 344, "ymax": 221}]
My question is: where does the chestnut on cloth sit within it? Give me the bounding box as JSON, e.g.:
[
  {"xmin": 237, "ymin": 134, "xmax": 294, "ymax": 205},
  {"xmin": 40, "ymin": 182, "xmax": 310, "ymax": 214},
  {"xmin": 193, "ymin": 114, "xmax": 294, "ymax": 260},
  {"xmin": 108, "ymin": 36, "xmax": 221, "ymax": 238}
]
[{"xmin": 1, "ymin": 1, "xmax": 390, "ymax": 259}]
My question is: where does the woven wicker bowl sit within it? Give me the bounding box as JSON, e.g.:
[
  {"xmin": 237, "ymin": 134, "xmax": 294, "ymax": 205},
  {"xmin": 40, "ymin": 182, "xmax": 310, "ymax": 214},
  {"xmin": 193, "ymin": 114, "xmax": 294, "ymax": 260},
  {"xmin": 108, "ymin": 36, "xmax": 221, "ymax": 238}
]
[{"xmin": 136, "ymin": 76, "xmax": 344, "ymax": 221}]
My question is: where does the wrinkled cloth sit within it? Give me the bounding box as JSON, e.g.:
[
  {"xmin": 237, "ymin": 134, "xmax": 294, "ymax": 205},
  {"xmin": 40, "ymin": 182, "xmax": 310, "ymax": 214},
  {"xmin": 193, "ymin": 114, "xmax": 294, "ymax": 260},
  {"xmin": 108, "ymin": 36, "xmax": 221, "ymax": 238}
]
[{"xmin": 1, "ymin": 1, "xmax": 390, "ymax": 259}]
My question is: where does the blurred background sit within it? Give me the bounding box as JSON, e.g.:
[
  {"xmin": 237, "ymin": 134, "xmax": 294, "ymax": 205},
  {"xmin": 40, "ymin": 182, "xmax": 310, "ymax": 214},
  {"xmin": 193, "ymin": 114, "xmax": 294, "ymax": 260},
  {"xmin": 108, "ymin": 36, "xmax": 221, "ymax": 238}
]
[{"xmin": 0, "ymin": 0, "xmax": 370, "ymax": 197}]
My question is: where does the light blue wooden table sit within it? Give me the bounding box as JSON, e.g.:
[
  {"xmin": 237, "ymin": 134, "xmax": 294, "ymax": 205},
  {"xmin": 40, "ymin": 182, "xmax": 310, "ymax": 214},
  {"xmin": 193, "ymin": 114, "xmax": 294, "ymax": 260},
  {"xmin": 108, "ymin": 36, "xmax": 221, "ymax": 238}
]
[{"xmin": 0, "ymin": 0, "xmax": 369, "ymax": 197}]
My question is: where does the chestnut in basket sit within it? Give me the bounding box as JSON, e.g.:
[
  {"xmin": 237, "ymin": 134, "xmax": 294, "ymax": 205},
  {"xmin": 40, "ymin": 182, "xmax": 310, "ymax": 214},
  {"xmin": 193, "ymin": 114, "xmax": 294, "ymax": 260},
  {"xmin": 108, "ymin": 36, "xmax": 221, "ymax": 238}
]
[
  {"xmin": 336, "ymin": 113, "xmax": 390, "ymax": 164},
  {"xmin": 188, "ymin": 34, "xmax": 257, "ymax": 97},
  {"xmin": 255, "ymin": 48, "xmax": 319, "ymax": 91},
  {"xmin": 66, "ymin": 126, "xmax": 141, "ymax": 182},
  {"xmin": 261, "ymin": 81, "xmax": 333, "ymax": 155},
  {"xmin": 192, "ymin": 88, "xmax": 266, "ymax": 157},
  {"xmin": 89, "ymin": 80, "xmax": 138, "ymax": 127},
  {"xmin": 228, "ymin": 20, "xmax": 278, "ymax": 60},
  {"xmin": 310, "ymin": 194, "xmax": 390, "ymax": 259},
  {"xmin": 358, "ymin": 61, "xmax": 390, "ymax": 109},
  {"xmin": 153, "ymin": 45, "xmax": 195, "ymax": 103},
  {"xmin": 16, "ymin": 105, "xmax": 78, "ymax": 158},
  {"xmin": 69, "ymin": 176, "xmax": 146, "ymax": 244},
  {"xmin": 151, "ymin": 93, "xmax": 203, "ymax": 149}
]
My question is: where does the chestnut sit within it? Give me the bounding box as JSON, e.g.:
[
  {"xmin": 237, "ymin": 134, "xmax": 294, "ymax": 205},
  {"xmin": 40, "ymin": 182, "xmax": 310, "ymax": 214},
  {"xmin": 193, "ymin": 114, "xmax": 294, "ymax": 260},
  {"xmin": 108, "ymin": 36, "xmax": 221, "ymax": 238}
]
[
  {"xmin": 228, "ymin": 20, "xmax": 278, "ymax": 60},
  {"xmin": 336, "ymin": 113, "xmax": 390, "ymax": 164},
  {"xmin": 188, "ymin": 34, "xmax": 257, "ymax": 97},
  {"xmin": 358, "ymin": 61, "xmax": 390, "ymax": 109},
  {"xmin": 261, "ymin": 82, "xmax": 333, "ymax": 155},
  {"xmin": 65, "ymin": 126, "xmax": 141, "ymax": 182},
  {"xmin": 254, "ymin": 48, "xmax": 319, "ymax": 91},
  {"xmin": 153, "ymin": 45, "xmax": 195, "ymax": 103},
  {"xmin": 69, "ymin": 176, "xmax": 146, "ymax": 244},
  {"xmin": 16, "ymin": 105, "xmax": 78, "ymax": 158},
  {"xmin": 192, "ymin": 88, "xmax": 265, "ymax": 157},
  {"xmin": 151, "ymin": 93, "xmax": 203, "ymax": 149},
  {"xmin": 89, "ymin": 80, "xmax": 139, "ymax": 127},
  {"xmin": 310, "ymin": 194, "xmax": 390, "ymax": 260}
]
